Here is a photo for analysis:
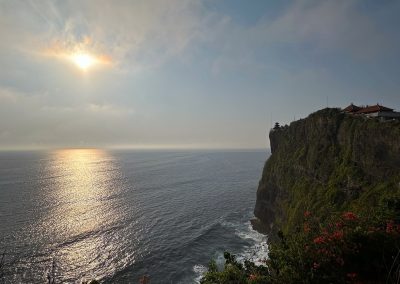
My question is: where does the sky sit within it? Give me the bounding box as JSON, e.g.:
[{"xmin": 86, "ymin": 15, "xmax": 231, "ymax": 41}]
[{"xmin": 0, "ymin": 0, "xmax": 400, "ymax": 150}]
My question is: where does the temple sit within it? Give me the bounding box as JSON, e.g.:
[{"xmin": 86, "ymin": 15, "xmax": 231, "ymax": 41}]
[{"xmin": 343, "ymin": 103, "xmax": 400, "ymax": 120}]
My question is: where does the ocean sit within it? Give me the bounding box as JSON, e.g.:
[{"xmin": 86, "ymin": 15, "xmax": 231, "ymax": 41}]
[{"xmin": 0, "ymin": 149, "xmax": 269, "ymax": 283}]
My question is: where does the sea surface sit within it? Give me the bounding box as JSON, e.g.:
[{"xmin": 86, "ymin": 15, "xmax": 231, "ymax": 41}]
[{"xmin": 0, "ymin": 149, "xmax": 269, "ymax": 283}]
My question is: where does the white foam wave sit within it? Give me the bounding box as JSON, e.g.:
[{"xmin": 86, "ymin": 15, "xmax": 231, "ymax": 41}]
[
  {"xmin": 192, "ymin": 220, "xmax": 269, "ymax": 283},
  {"xmin": 193, "ymin": 264, "xmax": 207, "ymax": 284},
  {"xmin": 235, "ymin": 221, "xmax": 269, "ymax": 266},
  {"xmin": 193, "ymin": 252, "xmax": 226, "ymax": 283}
]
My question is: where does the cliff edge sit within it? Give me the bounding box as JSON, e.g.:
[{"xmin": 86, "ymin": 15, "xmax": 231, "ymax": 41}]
[{"xmin": 254, "ymin": 108, "xmax": 400, "ymax": 235}]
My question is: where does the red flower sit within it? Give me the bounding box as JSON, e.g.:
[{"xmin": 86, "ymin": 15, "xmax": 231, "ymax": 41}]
[
  {"xmin": 332, "ymin": 230, "xmax": 344, "ymax": 240},
  {"xmin": 313, "ymin": 236, "xmax": 325, "ymax": 244},
  {"xmin": 249, "ymin": 274, "xmax": 257, "ymax": 280},
  {"xmin": 335, "ymin": 221, "xmax": 344, "ymax": 228},
  {"xmin": 342, "ymin": 212, "xmax": 358, "ymax": 221},
  {"xmin": 386, "ymin": 220, "xmax": 395, "ymax": 233},
  {"xmin": 304, "ymin": 211, "xmax": 311, "ymax": 218}
]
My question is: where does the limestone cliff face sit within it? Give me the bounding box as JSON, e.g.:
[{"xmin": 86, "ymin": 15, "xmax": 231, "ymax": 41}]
[{"xmin": 254, "ymin": 108, "xmax": 400, "ymax": 234}]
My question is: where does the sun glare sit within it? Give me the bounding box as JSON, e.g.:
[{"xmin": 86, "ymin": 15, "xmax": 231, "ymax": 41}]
[{"xmin": 71, "ymin": 53, "xmax": 96, "ymax": 70}]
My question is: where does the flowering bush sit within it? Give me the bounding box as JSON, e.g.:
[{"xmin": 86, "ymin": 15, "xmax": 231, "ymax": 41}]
[
  {"xmin": 267, "ymin": 211, "xmax": 400, "ymax": 283},
  {"xmin": 202, "ymin": 212, "xmax": 400, "ymax": 283}
]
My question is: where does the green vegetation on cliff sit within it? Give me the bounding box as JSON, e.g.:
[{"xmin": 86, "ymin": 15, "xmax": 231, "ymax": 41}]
[
  {"xmin": 202, "ymin": 108, "xmax": 400, "ymax": 283},
  {"xmin": 255, "ymin": 108, "xmax": 400, "ymax": 235}
]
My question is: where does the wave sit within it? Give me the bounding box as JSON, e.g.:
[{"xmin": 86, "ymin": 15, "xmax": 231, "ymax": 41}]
[
  {"xmin": 192, "ymin": 218, "xmax": 269, "ymax": 283},
  {"xmin": 193, "ymin": 264, "xmax": 207, "ymax": 284},
  {"xmin": 234, "ymin": 222, "xmax": 269, "ymax": 266}
]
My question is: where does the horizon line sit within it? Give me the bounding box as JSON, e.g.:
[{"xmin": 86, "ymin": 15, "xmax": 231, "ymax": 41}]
[{"xmin": 0, "ymin": 146, "xmax": 270, "ymax": 152}]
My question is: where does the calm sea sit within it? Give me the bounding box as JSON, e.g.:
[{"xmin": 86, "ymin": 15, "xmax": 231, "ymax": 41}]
[{"xmin": 0, "ymin": 149, "xmax": 268, "ymax": 283}]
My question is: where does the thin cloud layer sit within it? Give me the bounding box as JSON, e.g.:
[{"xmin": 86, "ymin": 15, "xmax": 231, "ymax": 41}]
[
  {"xmin": 1, "ymin": 0, "xmax": 209, "ymax": 69},
  {"xmin": 0, "ymin": 0, "xmax": 399, "ymax": 149}
]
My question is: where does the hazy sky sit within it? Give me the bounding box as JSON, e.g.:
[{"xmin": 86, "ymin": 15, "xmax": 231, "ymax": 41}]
[{"xmin": 1, "ymin": 0, "xmax": 399, "ymax": 149}]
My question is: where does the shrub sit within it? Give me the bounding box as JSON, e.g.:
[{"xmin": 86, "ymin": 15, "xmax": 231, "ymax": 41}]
[
  {"xmin": 201, "ymin": 212, "xmax": 400, "ymax": 283},
  {"xmin": 200, "ymin": 252, "xmax": 270, "ymax": 284}
]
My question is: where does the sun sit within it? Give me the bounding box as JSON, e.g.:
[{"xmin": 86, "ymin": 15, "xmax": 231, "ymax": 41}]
[{"xmin": 71, "ymin": 53, "xmax": 96, "ymax": 70}]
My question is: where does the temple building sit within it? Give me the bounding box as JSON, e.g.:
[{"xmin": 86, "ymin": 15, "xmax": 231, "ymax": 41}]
[{"xmin": 343, "ymin": 103, "xmax": 400, "ymax": 120}]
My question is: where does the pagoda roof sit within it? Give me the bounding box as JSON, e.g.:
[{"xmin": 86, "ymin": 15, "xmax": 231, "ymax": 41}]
[
  {"xmin": 343, "ymin": 103, "xmax": 362, "ymax": 113},
  {"xmin": 355, "ymin": 104, "xmax": 394, "ymax": 114}
]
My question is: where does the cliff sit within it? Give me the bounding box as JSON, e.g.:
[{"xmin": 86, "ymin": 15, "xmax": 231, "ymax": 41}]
[{"xmin": 254, "ymin": 108, "xmax": 400, "ymax": 235}]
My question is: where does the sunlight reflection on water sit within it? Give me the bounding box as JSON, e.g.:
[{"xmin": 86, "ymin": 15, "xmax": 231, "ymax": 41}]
[{"xmin": 36, "ymin": 149, "xmax": 129, "ymax": 281}]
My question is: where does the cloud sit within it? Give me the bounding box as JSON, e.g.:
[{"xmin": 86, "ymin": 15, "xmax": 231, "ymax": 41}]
[
  {"xmin": 0, "ymin": 87, "xmax": 135, "ymax": 148},
  {"xmin": 1, "ymin": 0, "xmax": 211, "ymax": 70},
  {"xmin": 263, "ymin": 0, "xmax": 394, "ymax": 56},
  {"xmin": 210, "ymin": 0, "xmax": 400, "ymax": 75}
]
